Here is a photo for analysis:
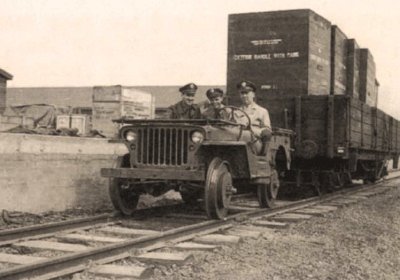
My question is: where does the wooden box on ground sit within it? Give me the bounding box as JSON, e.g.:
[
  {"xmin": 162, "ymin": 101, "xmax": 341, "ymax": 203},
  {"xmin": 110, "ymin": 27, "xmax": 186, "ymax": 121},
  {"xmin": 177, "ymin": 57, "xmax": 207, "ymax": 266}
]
[
  {"xmin": 226, "ymin": 9, "xmax": 331, "ymax": 99},
  {"xmin": 92, "ymin": 86, "xmax": 155, "ymax": 138},
  {"xmin": 0, "ymin": 115, "xmax": 35, "ymax": 131},
  {"xmin": 71, "ymin": 115, "xmax": 91, "ymax": 135},
  {"xmin": 56, "ymin": 115, "xmax": 71, "ymax": 129}
]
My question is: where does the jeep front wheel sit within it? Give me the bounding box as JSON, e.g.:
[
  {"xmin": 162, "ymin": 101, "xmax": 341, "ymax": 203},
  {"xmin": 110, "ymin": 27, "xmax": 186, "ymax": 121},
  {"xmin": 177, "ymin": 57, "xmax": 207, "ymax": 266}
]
[
  {"xmin": 204, "ymin": 157, "xmax": 235, "ymax": 219},
  {"xmin": 109, "ymin": 156, "xmax": 139, "ymax": 216}
]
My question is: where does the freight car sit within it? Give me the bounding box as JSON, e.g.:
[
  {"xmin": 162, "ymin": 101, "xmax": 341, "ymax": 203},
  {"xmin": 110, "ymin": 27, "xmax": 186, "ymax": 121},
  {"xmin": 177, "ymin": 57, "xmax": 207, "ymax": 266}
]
[{"xmin": 226, "ymin": 9, "xmax": 400, "ymax": 193}]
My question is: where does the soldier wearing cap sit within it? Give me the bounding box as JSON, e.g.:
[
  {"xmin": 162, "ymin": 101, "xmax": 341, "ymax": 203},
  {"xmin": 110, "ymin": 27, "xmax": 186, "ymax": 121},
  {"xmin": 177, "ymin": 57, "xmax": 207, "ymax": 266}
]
[
  {"xmin": 201, "ymin": 88, "xmax": 230, "ymax": 120},
  {"xmin": 169, "ymin": 83, "xmax": 201, "ymax": 119},
  {"xmin": 235, "ymin": 80, "xmax": 271, "ymax": 138}
]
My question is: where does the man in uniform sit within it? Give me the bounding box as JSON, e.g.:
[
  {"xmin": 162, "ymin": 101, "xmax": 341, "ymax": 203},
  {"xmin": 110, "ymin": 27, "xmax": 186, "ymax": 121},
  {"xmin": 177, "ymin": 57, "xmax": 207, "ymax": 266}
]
[
  {"xmin": 201, "ymin": 88, "xmax": 230, "ymax": 120},
  {"xmin": 169, "ymin": 83, "xmax": 201, "ymax": 119},
  {"xmin": 236, "ymin": 80, "xmax": 271, "ymax": 137}
]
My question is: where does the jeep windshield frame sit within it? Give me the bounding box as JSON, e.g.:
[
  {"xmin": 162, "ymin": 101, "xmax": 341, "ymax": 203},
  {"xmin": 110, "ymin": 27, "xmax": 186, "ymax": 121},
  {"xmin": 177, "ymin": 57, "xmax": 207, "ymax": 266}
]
[{"xmin": 112, "ymin": 118, "xmax": 241, "ymax": 127}]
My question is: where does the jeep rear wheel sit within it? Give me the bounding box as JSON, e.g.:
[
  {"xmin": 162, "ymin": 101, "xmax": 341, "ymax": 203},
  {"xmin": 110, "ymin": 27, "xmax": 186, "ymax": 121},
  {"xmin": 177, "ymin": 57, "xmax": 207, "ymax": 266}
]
[
  {"xmin": 109, "ymin": 156, "xmax": 139, "ymax": 216},
  {"xmin": 257, "ymin": 169, "xmax": 279, "ymax": 208}
]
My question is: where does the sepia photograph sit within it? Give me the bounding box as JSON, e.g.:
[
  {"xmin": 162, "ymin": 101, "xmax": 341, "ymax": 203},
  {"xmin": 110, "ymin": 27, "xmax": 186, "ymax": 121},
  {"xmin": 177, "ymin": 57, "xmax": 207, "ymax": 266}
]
[{"xmin": 0, "ymin": 0, "xmax": 399, "ymax": 279}]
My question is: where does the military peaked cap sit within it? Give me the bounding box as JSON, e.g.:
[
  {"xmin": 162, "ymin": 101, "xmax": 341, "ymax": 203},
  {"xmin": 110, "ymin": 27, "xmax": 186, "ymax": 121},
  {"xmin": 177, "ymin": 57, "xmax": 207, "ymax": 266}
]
[
  {"xmin": 236, "ymin": 80, "xmax": 257, "ymax": 92},
  {"xmin": 206, "ymin": 88, "xmax": 224, "ymax": 99},
  {"xmin": 179, "ymin": 83, "xmax": 198, "ymax": 96}
]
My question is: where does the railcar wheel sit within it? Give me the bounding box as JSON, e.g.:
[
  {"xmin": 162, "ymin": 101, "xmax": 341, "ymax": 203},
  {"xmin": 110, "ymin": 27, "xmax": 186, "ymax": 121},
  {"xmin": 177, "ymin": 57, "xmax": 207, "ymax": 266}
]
[
  {"xmin": 204, "ymin": 157, "xmax": 234, "ymax": 220},
  {"xmin": 320, "ymin": 172, "xmax": 336, "ymax": 193},
  {"xmin": 257, "ymin": 169, "xmax": 279, "ymax": 208},
  {"xmin": 109, "ymin": 156, "xmax": 139, "ymax": 216}
]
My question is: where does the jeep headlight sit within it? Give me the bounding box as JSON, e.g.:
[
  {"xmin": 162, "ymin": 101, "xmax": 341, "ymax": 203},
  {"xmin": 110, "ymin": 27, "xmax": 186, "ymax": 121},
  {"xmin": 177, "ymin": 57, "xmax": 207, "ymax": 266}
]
[
  {"xmin": 125, "ymin": 130, "xmax": 137, "ymax": 142},
  {"xmin": 191, "ymin": 131, "xmax": 204, "ymax": 144}
]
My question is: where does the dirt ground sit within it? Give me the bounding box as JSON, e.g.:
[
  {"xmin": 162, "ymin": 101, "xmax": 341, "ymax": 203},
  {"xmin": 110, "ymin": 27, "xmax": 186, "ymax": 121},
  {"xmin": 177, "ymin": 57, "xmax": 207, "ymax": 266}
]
[
  {"xmin": 0, "ymin": 191, "xmax": 182, "ymax": 230},
  {"xmin": 149, "ymin": 182, "xmax": 400, "ymax": 280}
]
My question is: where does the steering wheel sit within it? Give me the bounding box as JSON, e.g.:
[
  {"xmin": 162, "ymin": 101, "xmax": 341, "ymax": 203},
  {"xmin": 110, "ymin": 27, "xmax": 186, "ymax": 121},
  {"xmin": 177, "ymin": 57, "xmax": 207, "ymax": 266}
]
[{"xmin": 217, "ymin": 106, "xmax": 252, "ymax": 130}]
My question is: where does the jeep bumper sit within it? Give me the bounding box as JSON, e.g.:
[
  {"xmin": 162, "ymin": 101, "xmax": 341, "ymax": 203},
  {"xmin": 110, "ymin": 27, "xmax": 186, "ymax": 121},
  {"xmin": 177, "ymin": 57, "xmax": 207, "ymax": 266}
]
[{"xmin": 101, "ymin": 168, "xmax": 205, "ymax": 181}]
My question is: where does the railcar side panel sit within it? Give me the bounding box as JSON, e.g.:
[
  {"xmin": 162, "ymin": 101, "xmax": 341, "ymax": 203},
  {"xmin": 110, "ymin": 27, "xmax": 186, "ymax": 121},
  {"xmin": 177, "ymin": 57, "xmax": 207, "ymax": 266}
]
[
  {"xmin": 256, "ymin": 95, "xmax": 397, "ymax": 161},
  {"xmin": 362, "ymin": 103, "xmax": 373, "ymax": 149}
]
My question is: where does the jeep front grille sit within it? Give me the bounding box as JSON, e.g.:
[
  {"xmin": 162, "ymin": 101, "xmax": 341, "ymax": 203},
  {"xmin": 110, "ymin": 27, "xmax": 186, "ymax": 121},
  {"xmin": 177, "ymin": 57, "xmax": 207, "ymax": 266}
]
[{"xmin": 136, "ymin": 128, "xmax": 189, "ymax": 166}]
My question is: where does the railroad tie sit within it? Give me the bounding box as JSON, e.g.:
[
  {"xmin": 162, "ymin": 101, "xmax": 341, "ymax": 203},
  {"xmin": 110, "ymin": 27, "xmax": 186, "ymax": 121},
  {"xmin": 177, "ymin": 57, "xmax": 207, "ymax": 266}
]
[
  {"xmin": 225, "ymin": 228, "xmax": 262, "ymax": 239},
  {"xmin": 135, "ymin": 252, "xmax": 193, "ymax": 265},
  {"xmin": 13, "ymin": 240, "xmax": 90, "ymax": 252},
  {"xmin": 310, "ymin": 205, "xmax": 338, "ymax": 212},
  {"xmin": 325, "ymin": 198, "xmax": 359, "ymax": 207},
  {"xmin": 58, "ymin": 233, "xmax": 126, "ymax": 243},
  {"xmin": 173, "ymin": 242, "xmax": 219, "ymax": 251},
  {"xmin": 193, "ymin": 234, "xmax": 242, "ymax": 245},
  {"xmin": 165, "ymin": 213, "xmax": 208, "ymax": 220},
  {"xmin": 292, "ymin": 208, "xmax": 331, "ymax": 217},
  {"xmin": 232, "ymin": 201, "xmax": 260, "ymax": 208},
  {"xmin": 252, "ymin": 220, "xmax": 289, "ymax": 229},
  {"xmin": 98, "ymin": 226, "xmax": 160, "ymax": 237},
  {"xmin": 347, "ymin": 195, "xmax": 368, "ymax": 200},
  {"xmin": 89, "ymin": 264, "xmax": 153, "ymax": 279},
  {"xmin": 271, "ymin": 213, "xmax": 313, "ymax": 223},
  {"xmin": 0, "ymin": 253, "xmax": 47, "ymax": 264},
  {"xmin": 234, "ymin": 225, "xmax": 277, "ymax": 233}
]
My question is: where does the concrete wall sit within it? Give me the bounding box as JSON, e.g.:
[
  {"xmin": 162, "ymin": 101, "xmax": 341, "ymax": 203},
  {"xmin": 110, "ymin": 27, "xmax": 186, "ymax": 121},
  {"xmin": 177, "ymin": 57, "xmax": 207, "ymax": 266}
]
[{"xmin": 0, "ymin": 133, "xmax": 127, "ymax": 213}]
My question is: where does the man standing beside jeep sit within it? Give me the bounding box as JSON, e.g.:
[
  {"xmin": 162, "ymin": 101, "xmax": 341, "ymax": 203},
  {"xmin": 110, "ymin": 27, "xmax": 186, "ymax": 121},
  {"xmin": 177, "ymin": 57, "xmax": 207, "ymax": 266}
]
[{"xmin": 169, "ymin": 82, "xmax": 201, "ymax": 119}]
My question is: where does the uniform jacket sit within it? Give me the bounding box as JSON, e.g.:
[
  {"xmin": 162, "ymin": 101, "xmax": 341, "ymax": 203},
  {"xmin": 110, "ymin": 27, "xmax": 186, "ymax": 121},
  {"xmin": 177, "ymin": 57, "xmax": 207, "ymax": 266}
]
[
  {"xmin": 236, "ymin": 103, "xmax": 271, "ymax": 136},
  {"xmin": 201, "ymin": 105, "xmax": 232, "ymax": 121},
  {"xmin": 169, "ymin": 100, "xmax": 201, "ymax": 119}
]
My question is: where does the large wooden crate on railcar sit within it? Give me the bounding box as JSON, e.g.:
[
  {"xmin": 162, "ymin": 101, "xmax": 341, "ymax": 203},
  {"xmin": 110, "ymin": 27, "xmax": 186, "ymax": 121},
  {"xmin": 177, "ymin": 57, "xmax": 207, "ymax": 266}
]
[{"xmin": 227, "ymin": 9, "xmax": 331, "ymax": 97}]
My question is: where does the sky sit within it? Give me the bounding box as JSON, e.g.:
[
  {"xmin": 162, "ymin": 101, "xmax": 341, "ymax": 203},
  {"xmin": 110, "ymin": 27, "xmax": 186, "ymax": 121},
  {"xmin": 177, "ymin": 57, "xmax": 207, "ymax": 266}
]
[{"xmin": 0, "ymin": 0, "xmax": 399, "ymax": 117}]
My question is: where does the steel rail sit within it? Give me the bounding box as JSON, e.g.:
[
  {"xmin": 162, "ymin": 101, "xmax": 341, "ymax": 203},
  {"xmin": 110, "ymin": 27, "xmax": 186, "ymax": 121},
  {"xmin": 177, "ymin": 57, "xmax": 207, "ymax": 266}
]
[
  {"xmin": 0, "ymin": 202, "xmax": 194, "ymax": 247},
  {"xmin": 0, "ymin": 214, "xmax": 115, "ymax": 246},
  {"xmin": 0, "ymin": 192, "xmax": 263, "ymax": 247},
  {"xmin": 1, "ymin": 177, "xmax": 398, "ymax": 280}
]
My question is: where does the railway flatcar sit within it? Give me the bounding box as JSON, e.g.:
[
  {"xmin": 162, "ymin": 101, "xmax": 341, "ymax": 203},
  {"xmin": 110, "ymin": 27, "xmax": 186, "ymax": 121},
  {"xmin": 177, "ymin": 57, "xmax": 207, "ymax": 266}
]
[{"xmin": 226, "ymin": 9, "xmax": 400, "ymax": 193}]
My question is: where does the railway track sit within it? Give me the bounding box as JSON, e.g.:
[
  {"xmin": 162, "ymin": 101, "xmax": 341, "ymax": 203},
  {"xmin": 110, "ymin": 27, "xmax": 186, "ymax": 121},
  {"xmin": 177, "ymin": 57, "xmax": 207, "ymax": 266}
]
[{"xmin": 0, "ymin": 175, "xmax": 399, "ymax": 280}]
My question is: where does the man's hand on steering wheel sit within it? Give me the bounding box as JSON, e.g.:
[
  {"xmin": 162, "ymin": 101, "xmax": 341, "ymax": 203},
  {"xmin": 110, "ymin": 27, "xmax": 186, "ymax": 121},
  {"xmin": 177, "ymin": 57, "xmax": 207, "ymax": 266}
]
[{"xmin": 217, "ymin": 106, "xmax": 252, "ymax": 130}]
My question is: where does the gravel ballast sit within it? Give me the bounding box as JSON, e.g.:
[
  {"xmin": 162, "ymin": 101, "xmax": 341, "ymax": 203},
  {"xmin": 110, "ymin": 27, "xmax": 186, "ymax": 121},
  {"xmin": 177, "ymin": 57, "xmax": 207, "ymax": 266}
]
[{"xmin": 149, "ymin": 183, "xmax": 400, "ymax": 280}]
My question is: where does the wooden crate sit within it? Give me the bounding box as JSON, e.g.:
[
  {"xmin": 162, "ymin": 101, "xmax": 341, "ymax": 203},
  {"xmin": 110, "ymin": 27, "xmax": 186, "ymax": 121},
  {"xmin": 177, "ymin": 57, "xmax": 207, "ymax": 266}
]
[
  {"xmin": 71, "ymin": 115, "xmax": 91, "ymax": 135},
  {"xmin": 92, "ymin": 102, "xmax": 121, "ymax": 138},
  {"xmin": 330, "ymin": 25, "xmax": 348, "ymax": 95},
  {"xmin": 92, "ymin": 86, "xmax": 155, "ymax": 138},
  {"xmin": 226, "ymin": 9, "xmax": 331, "ymax": 98},
  {"xmin": 56, "ymin": 115, "xmax": 70, "ymax": 129},
  {"xmin": 346, "ymin": 39, "xmax": 361, "ymax": 99},
  {"xmin": 359, "ymin": 49, "xmax": 377, "ymax": 107},
  {"xmin": 0, "ymin": 115, "xmax": 35, "ymax": 131}
]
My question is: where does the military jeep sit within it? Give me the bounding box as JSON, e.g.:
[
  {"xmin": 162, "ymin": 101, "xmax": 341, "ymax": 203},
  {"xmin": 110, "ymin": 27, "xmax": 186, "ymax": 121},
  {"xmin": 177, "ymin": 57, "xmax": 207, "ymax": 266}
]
[{"xmin": 101, "ymin": 106, "xmax": 293, "ymax": 219}]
